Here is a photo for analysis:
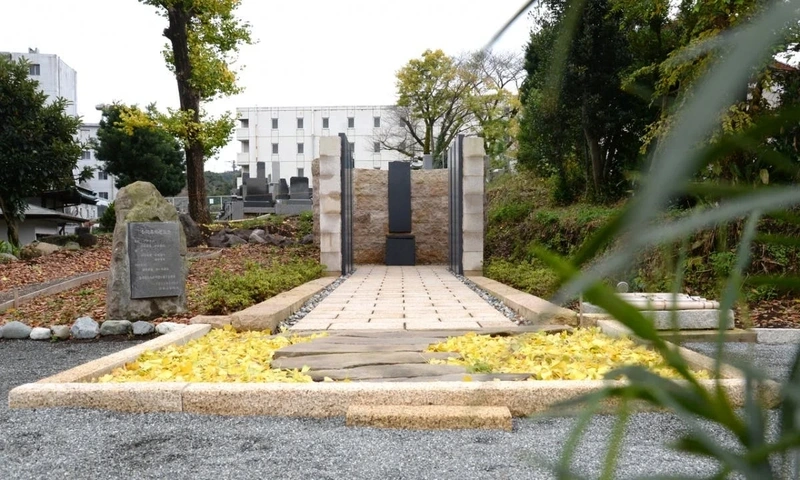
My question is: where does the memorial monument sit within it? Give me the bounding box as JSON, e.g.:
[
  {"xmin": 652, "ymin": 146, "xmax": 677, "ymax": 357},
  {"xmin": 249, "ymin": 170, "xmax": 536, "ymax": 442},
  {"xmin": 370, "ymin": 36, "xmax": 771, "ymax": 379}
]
[{"xmin": 106, "ymin": 181, "xmax": 188, "ymax": 320}]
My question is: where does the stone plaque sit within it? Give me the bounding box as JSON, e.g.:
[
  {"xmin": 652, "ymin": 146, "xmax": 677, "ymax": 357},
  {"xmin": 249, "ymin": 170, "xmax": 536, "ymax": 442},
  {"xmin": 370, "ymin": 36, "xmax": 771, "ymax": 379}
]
[{"xmin": 128, "ymin": 222, "xmax": 183, "ymax": 299}]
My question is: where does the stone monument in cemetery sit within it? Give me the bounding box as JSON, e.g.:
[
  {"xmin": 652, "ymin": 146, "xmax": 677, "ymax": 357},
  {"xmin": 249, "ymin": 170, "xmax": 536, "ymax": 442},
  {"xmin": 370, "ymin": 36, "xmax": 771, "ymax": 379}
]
[
  {"xmin": 385, "ymin": 161, "xmax": 415, "ymax": 266},
  {"xmin": 106, "ymin": 181, "xmax": 188, "ymax": 320}
]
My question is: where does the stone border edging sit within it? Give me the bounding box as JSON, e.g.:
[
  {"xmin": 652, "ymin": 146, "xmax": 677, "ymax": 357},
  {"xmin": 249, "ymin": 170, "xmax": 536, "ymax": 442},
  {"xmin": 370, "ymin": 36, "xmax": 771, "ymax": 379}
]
[
  {"xmin": 0, "ymin": 271, "xmax": 109, "ymax": 314},
  {"xmin": 754, "ymin": 328, "xmax": 800, "ymax": 344},
  {"xmin": 34, "ymin": 324, "xmax": 211, "ymax": 384},
  {"xmin": 230, "ymin": 277, "xmax": 338, "ymax": 332},
  {"xmin": 467, "ymin": 276, "xmax": 578, "ymax": 325},
  {"xmin": 9, "ymin": 320, "xmax": 780, "ymax": 417}
]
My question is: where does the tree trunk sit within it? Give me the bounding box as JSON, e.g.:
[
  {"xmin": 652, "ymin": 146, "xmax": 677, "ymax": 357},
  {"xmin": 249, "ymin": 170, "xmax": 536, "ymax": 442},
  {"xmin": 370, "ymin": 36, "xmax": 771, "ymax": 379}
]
[
  {"xmin": 165, "ymin": 6, "xmax": 210, "ymax": 225},
  {"xmin": 583, "ymin": 127, "xmax": 603, "ymax": 198},
  {"xmin": 0, "ymin": 198, "xmax": 20, "ymax": 247},
  {"xmin": 424, "ymin": 121, "xmax": 433, "ymax": 155}
]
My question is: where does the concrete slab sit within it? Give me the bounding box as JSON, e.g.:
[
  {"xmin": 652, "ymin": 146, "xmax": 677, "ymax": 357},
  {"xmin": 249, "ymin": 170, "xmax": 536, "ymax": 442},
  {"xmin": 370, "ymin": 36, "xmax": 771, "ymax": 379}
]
[
  {"xmin": 273, "ymin": 343, "xmax": 435, "ymax": 358},
  {"xmin": 345, "ymin": 405, "xmax": 513, "ymax": 431},
  {"xmin": 309, "ymin": 364, "xmax": 469, "ymax": 381},
  {"xmin": 271, "ymin": 352, "xmax": 457, "ymax": 370}
]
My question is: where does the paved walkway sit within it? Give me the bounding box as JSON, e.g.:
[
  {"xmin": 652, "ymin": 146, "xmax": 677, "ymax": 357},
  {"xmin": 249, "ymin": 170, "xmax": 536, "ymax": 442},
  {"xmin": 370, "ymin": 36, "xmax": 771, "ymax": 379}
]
[{"xmin": 290, "ymin": 265, "xmax": 516, "ymax": 331}]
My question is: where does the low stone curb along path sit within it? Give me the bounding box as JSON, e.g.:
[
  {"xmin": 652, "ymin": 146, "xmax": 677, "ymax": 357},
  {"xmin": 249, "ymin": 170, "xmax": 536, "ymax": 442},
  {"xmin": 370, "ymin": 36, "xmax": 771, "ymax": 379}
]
[{"xmin": 291, "ymin": 265, "xmax": 518, "ymax": 331}]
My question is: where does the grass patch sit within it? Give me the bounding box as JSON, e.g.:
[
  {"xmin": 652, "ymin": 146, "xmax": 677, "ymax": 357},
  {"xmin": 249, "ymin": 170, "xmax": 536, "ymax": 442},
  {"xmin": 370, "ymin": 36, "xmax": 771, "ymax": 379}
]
[
  {"xmin": 96, "ymin": 327, "xmax": 326, "ymax": 383},
  {"xmin": 202, "ymin": 258, "xmax": 324, "ymax": 315},
  {"xmin": 484, "ymin": 258, "xmax": 561, "ymax": 299},
  {"xmin": 427, "ymin": 328, "xmax": 710, "ymax": 380}
]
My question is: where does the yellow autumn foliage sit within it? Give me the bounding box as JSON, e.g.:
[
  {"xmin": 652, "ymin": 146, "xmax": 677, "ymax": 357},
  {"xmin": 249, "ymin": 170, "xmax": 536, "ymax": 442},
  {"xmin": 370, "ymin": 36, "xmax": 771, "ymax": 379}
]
[
  {"xmin": 96, "ymin": 326, "xmax": 325, "ymax": 383},
  {"xmin": 427, "ymin": 328, "xmax": 710, "ymax": 381}
]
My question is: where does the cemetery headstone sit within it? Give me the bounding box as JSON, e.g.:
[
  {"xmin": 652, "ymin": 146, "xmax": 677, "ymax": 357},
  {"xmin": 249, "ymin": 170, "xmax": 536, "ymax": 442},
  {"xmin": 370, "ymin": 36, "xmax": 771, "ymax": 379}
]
[
  {"xmin": 106, "ymin": 181, "xmax": 187, "ymax": 320},
  {"xmin": 276, "ymin": 178, "xmax": 291, "ymax": 200},
  {"xmin": 385, "ymin": 161, "xmax": 415, "ymax": 265},
  {"xmin": 290, "ymin": 176, "xmax": 311, "ymax": 199}
]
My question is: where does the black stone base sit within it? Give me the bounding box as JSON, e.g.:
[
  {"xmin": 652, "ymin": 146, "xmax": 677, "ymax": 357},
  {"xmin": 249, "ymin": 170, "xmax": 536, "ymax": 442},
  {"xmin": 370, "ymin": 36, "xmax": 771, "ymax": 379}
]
[{"xmin": 385, "ymin": 234, "xmax": 416, "ymax": 266}]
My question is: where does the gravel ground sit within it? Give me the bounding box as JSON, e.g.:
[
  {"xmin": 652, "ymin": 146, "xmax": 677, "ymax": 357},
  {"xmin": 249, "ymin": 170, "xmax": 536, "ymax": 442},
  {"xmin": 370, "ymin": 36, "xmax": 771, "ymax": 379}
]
[{"xmin": 0, "ymin": 339, "xmax": 796, "ymax": 479}]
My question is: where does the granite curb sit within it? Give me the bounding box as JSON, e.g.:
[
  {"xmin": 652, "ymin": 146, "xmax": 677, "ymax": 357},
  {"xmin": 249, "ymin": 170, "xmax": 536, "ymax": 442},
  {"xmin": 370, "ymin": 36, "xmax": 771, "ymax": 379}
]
[
  {"xmin": 467, "ymin": 276, "xmax": 578, "ymax": 325},
  {"xmin": 9, "ymin": 320, "xmax": 779, "ymax": 418},
  {"xmin": 0, "ymin": 271, "xmax": 109, "ymax": 314}
]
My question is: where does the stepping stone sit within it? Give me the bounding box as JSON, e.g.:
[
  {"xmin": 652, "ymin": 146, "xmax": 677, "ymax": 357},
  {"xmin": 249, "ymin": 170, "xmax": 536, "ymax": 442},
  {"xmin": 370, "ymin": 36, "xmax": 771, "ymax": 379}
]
[
  {"xmin": 273, "ymin": 342, "xmax": 433, "ymax": 359},
  {"xmin": 310, "ymin": 364, "xmax": 468, "ymax": 381},
  {"xmin": 271, "ymin": 352, "xmax": 460, "ymax": 370},
  {"xmin": 307, "ymin": 336, "xmax": 444, "ymax": 346},
  {"xmin": 346, "ymin": 405, "xmax": 512, "ymax": 431},
  {"xmin": 379, "ymin": 373, "xmax": 533, "ymax": 382}
]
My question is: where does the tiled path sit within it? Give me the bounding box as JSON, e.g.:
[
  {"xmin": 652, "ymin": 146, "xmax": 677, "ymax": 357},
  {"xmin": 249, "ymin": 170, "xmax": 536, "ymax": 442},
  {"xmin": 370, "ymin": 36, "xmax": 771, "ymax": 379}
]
[{"xmin": 290, "ymin": 265, "xmax": 517, "ymax": 331}]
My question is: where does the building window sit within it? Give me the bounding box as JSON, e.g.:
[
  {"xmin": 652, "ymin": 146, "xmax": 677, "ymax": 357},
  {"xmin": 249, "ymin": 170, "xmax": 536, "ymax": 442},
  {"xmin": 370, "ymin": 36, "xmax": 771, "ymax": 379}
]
[
  {"xmin": 297, "ymin": 118, "xmax": 304, "ymax": 129},
  {"xmin": 241, "ymin": 140, "xmax": 249, "ymax": 153},
  {"xmin": 374, "ymin": 117, "xmax": 381, "ymax": 128},
  {"xmin": 29, "ymin": 64, "xmax": 40, "ymax": 76},
  {"xmin": 81, "ymin": 150, "xmax": 91, "ymax": 160},
  {"xmin": 297, "ymin": 142, "xmax": 304, "ymax": 154},
  {"xmin": 373, "ymin": 142, "xmax": 380, "ymax": 153},
  {"xmin": 98, "ymin": 192, "xmax": 109, "ymax": 200},
  {"xmin": 98, "ymin": 171, "xmax": 108, "ymax": 180},
  {"xmin": 322, "ymin": 117, "xmax": 329, "ymax": 128},
  {"xmin": 347, "ymin": 117, "xmax": 354, "ymax": 128},
  {"xmin": 349, "ymin": 142, "xmax": 355, "ymax": 153},
  {"xmin": 298, "ymin": 167, "xmax": 305, "ymax": 177},
  {"xmin": 271, "ymin": 118, "xmax": 278, "ymax": 129},
  {"xmin": 239, "ymin": 118, "xmax": 249, "ymax": 128},
  {"xmin": 272, "ymin": 143, "xmax": 279, "ymax": 154}
]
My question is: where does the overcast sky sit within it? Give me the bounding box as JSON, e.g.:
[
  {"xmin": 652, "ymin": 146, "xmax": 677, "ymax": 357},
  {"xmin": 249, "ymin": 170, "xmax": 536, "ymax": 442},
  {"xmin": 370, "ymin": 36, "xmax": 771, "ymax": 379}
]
[{"xmin": 1, "ymin": 0, "xmax": 535, "ymax": 172}]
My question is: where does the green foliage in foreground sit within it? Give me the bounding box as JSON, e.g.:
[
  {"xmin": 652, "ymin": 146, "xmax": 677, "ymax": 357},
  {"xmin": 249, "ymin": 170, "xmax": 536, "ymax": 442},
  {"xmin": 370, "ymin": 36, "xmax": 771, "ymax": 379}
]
[
  {"xmin": 489, "ymin": 0, "xmax": 800, "ymax": 476},
  {"xmin": 202, "ymin": 259, "xmax": 324, "ymax": 315}
]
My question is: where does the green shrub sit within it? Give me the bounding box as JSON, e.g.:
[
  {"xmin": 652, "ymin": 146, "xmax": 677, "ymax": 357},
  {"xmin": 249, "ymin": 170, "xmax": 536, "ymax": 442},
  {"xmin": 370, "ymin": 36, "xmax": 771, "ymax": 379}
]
[
  {"xmin": 298, "ymin": 210, "xmax": 313, "ymax": 236},
  {"xmin": 201, "ymin": 259, "xmax": 325, "ymax": 315},
  {"xmin": 488, "ymin": 201, "xmax": 533, "ymax": 224},
  {"xmin": 484, "ymin": 258, "xmax": 561, "ymax": 300},
  {"xmin": 0, "ymin": 240, "xmax": 14, "ymax": 255},
  {"xmin": 98, "ymin": 203, "xmax": 116, "ymax": 232}
]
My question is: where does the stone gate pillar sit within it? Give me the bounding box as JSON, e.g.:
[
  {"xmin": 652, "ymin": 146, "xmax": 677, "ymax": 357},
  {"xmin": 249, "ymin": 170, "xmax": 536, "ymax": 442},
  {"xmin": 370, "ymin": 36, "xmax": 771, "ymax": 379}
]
[
  {"xmin": 318, "ymin": 137, "xmax": 342, "ymax": 274},
  {"xmin": 462, "ymin": 137, "xmax": 486, "ymax": 275}
]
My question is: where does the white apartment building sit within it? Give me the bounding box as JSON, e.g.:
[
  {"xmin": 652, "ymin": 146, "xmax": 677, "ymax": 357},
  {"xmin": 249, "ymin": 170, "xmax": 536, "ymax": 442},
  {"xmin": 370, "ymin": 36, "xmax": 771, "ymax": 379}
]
[
  {"xmin": 76, "ymin": 123, "xmax": 117, "ymax": 204},
  {"xmin": 2, "ymin": 49, "xmax": 77, "ymax": 117},
  {"xmin": 235, "ymin": 105, "xmax": 407, "ymax": 186}
]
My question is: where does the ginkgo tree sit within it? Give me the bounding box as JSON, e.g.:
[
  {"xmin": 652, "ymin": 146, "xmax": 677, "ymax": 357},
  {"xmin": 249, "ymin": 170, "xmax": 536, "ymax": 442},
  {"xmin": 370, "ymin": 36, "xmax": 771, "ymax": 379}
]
[
  {"xmin": 136, "ymin": 0, "xmax": 252, "ymax": 224},
  {"xmin": 377, "ymin": 49, "xmax": 522, "ymax": 165}
]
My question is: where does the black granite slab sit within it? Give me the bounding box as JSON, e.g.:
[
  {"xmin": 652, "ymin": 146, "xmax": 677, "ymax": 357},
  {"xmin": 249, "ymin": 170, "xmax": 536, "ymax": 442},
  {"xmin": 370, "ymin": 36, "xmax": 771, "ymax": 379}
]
[
  {"xmin": 128, "ymin": 222, "xmax": 183, "ymax": 299},
  {"xmin": 388, "ymin": 161, "xmax": 412, "ymax": 233}
]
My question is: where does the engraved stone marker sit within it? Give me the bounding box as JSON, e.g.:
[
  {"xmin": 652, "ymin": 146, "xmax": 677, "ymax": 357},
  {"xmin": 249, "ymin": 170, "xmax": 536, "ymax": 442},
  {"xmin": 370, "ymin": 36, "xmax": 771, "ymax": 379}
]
[
  {"xmin": 128, "ymin": 222, "xmax": 183, "ymax": 299},
  {"xmin": 106, "ymin": 181, "xmax": 187, "ymax": 321}
]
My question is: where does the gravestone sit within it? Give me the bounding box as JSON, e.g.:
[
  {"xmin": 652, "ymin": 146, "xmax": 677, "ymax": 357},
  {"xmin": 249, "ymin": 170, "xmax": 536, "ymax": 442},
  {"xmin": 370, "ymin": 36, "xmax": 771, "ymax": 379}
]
[
  {"xmin": 276, "ymin": 179, "xmax": 291, "ymax": 200},
  {"xmin": 385, "ymin": 161, "xmax": 415, "ymax": 266},
  {"xmin": 106, "ymin": 181, "xmax": 187, "ymax": 320},
  {"xmin": 243, "ymin": 160, "xmax": 274, "ymax": 207},
  {"xmin": 290, "ymin": 176, "xmax": 311, "ymax": 199}
]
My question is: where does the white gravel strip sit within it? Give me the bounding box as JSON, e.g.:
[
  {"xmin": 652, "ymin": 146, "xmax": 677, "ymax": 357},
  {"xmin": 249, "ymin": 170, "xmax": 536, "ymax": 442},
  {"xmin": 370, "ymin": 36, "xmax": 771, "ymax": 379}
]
[
  {"xmin": 278, "ymin": 272, "xmax": 352, "ymax": 330},
  {"xmin": 452, "ymin": 273, "xmax": 527, "ymax": 324}
]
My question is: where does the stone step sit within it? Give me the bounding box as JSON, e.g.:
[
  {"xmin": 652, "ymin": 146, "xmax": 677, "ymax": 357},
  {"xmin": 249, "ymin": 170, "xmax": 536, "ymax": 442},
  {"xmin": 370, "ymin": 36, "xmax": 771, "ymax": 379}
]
[
  {"xmin": 377, "ymin": 373, "xmax": 533, "ymax": 382},
  {"xmin": 303, "ymin": 336, "xmax": 445, "ymax": 346},
  {"xmin": 273, "ymin": 342, "xmax": 432, "ymax": 358},
  {"xmin": 310, "ymin": 364, "xmax": 467, "ymax": 381},
  {"xmin": 271, "ymin": 352, "xmax": 459, "ymax": 370},
  {"xmin": 346, "ymin": 405, "xmax": 513, "ymax": 431}
]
